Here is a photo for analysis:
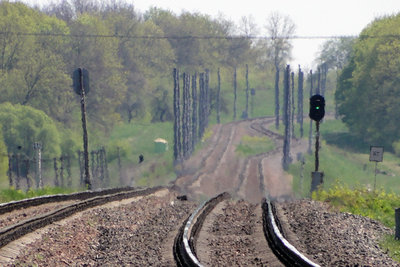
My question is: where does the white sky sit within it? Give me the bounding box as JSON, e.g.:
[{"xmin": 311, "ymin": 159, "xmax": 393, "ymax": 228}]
[{"xmin": 24, "ymin": 0, "xmax": 400, "ymax": 69}]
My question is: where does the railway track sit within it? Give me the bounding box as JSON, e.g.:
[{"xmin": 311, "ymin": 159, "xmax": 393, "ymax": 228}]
[
  {"xmin": 175, "ymin": 117, "xmax": 281, "ymax": 201},
  {"xmin": 175, "ymin": 120, "xmax": 319, "ymax": 265},
  {"xmin": 0, "ymin": 186, "xmax": 163, "ymax": 249},
  {"xmin": 235, "ymin": 119, "xmax": 280, "ymax": 200},
  {"xmin": 174, "ymin": 192, "xmax": 320, "ymax": 266}
]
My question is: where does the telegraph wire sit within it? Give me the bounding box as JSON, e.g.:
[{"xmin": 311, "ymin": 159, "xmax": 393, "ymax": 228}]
[{"xmin": 0, "ymin": 31, "xmax": 395, "ymax": 40}]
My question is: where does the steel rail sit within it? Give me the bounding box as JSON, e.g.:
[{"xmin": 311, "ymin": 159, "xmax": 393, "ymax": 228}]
[
  {"xmin": 0, "ymin": 186, "xmax": 164, "ymax": 248},
  {"xmin": 262, "ymin": 196, "xmax": 320, "ymax": 267},
  {"xmin": 0, "ymin": 187, "xmax": 138, "ymax": 215},
  {"xmin": 174, "ymin": 192, "xmax": 230, "ymax": 267}
]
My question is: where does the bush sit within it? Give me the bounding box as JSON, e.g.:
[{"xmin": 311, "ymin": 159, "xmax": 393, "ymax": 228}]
[
  {"xmin": 313, "ymin": 182, "xmax": 400, "ymax": 227},
  {"xmin": 393, "ymin": 140, "xmax": 400, "ymax": 157}
]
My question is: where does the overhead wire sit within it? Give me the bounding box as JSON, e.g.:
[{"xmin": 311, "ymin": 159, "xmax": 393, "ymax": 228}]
[{"xmin": 0, "ymin": 31, "xmax": 393, "ymax": 40}]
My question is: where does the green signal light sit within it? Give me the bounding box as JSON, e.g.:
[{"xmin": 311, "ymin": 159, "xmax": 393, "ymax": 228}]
[{"xmin": 316, "ymin": 107, "xmax": 320, "ymax": 110}]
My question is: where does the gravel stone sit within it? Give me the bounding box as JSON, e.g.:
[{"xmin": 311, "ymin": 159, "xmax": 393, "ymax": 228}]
[
  {"xmin": 279, "ymin": 199, "xmax": 399, "ymax": 266},
  {"xmin": 10, "ymin": 193, "xmax": 196, "ymax": 266}
]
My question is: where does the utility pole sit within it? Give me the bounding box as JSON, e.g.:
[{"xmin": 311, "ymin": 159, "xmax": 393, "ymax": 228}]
[{"xmin": 73, "ymin": 68, "xmax": 91, "ymax": 190}]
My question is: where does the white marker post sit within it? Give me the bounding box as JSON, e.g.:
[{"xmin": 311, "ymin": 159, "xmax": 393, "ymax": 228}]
[{"xmin": 369, "ymin": 146, "xmax": 384, "ymax": 192}]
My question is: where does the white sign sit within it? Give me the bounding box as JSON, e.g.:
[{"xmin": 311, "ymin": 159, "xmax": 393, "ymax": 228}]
[{"xmin": 370, "ymin": 146, "xmax": 384, "ymax": 162}]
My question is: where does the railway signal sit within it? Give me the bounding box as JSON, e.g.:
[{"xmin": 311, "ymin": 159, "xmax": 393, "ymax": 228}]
[
  {"xmin": 309, "ymin": 94, "xmax": 325, "ymax": 193},
  {"xmin": 73, "ymin": 68, "xmax": 90, "ymax": 95},
  {"xmin": 309, "ymin": 94, "xmax": 325, "ymax": 122}
]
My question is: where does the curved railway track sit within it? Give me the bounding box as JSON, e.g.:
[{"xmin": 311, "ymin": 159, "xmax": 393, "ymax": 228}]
[
  {"xmin": 0, "ymin": 186, "xmax": 163, "ymax": 249},
  {"xmin": 174, "ymin": 119, "xmax": 319, "ymax": 265},
  {"xmin": 175, "ymin": 116, "xmax": 284, "ymax": 202},
  {"xmin": 174, "ymin": 192, "xmax": 320, "ymax": 266}
]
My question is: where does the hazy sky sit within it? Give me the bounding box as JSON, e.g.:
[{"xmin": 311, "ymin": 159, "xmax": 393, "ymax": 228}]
[{"xmin": 23, "ymin": 0, "xmax": 400, "ymax": 69}]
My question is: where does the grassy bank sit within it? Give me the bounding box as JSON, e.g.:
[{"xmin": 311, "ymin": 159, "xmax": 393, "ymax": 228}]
[
  {"xmin": 0, "ymin": 187, "xmax": 76, "ymax": 203},
  {"xmin": 312, "ymin": 185, "xmax": 400, "ymax": 262},
  {"xmin": 289, "ymin": 119, "xmax": 400, "ymax": 197},
  {"xmin": 288, "ymin": 118, "xmax": 400, "ymax": 262}
]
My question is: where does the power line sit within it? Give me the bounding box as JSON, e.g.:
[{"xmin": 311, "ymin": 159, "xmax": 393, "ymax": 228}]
[{"xmin": 0, "ymin": 31, "xmax": 389, "ymax": 40}]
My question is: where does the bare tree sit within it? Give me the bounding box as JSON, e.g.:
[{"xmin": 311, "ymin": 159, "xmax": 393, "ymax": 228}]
[
  {"xmin": 265, "ymin": 12, "xmax": 296, "ymax": 130},
  {"xmin": 238, "ymin": 15, "xmax": 259, "ymax": 37},
  {"xmin": 265, "ymin": 12, "xmax": 296, "ymax": 69}
]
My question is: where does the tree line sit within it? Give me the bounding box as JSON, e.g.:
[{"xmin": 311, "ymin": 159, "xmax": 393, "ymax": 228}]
[
  {"xmin": 335, "ymin": 13, "xmax": 400, "ymax": 151},
  {"xmin": 0, "ymin": 1, "xmax": 296, "ymax": 160},
  {"xmin": 2, "ymin": 0, "xmax": 364, "ymax": 186}
]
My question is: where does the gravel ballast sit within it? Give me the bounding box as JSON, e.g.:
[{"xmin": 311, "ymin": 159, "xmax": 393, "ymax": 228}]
[
  {"xmin": 3, "ymin": 196, "xmax": 399, "ymax": 266},
  {"xmin": 10, "ymin": 191, "xmax": 196, "ymax": 266},
  {"xmin": 278, "ymin": 199, "xmax": 398, "ymax": 266}
]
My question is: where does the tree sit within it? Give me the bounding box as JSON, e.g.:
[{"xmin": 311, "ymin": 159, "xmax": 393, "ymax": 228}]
[
  {"xmin": 336, "ymin": 14, "xmax": 400, "ymax": 148},
  {"xmin": 0, "ymin": 103, "xmax": 61, "ymax": 159},
  {"xmin": 68, "ymin": 13, "xmax": 127, "ymax": 132},
  {"xmin": 0, "ymin": 2, "xmax": 75, "ymax": 126},
  {"xmin": 150, "ymin": 87, "xmax": 173, "ymax": 122},
  {"xmin": 317, "ymin": 38, "xmax": 355, "ymax": 71},
  {"xmin": 265, "ymin": 12, "xmax": 296, "ymax": 69},
  {"xmin": 265, "ymin": 12, "xmax": 296, "ymax": 129}
]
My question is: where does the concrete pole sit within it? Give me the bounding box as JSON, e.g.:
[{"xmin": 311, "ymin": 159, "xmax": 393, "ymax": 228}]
[{"xmin": 33, "ymin": 142, "xmax": 43, "ymax": 189}]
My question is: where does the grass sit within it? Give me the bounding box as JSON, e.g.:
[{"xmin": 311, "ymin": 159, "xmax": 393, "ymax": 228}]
[
  {"xmin": 0, "ymin": 186, "xmax": 76, "ymax": 203},
  {"xmin": 108, "ymin": 121, "xmax": 175, "ymax": 187},
  {"xmin": 287, "ymin": 118, "xmax": 400, "ymax": 263},
  {"xmin": 313, "ymin": 184, "xmax": 400, "ymax": 228},
  {"xmin": 289, "ymin": 119, "xmax": 400, "ymax": 197},
  {"xmin": 235, "ymin": 135, "xmax": 275, "ymax": 157},
  {"xmin": 381, "ymin": 235, "xmax": 400, "ymax": 262}
]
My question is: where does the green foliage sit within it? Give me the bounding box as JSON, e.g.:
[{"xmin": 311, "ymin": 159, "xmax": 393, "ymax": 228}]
[
  {"xmin": 69, "ymin": 13, "xmax": 127, "ymax": 132},
  {"xmin": 0, "ymin": 186, "xmax": 76, "ymax": 203},
  {"xmin": 290, "ymin": 119, "xmax": 400, "ymax": 197},
  {"xmin": 317, "ymin": 38, "xmax": 355, "ymax": 70},
  {"xmin": 105, "ymin": 139, "xmax": 130, "ymax": 162},
  {"xmin": 313, "ymin": 183, "xmax": 400, "ymax": 227},
  {"xmin": 201, "ymin": 128, "xmax": 214, "ymax": 143},
  {"xmin": 381, "ymin": 235, "xmax": 400, "ymax": 262},
  {"xmin": 0, "ymin": 129, "xmax": 8, "ymax": 185},
  {"xmin": 59, "ymin": 129, "xmax": 80, "ymax": 158},
  {"xmin": 393, "ymin": 140, "xmax": 400, "ymax": 157},
  {"xmin": 107, "ymin": 121, "xmax": 176, "ymax": 186},
  {"xmin": 0, "ymin": 103, "xmax": 61, "ymax": 158},
  {"xmin": 235, "ymin": 135, "xmax": 275, "ymax": 156},
  {"xmin": 0, "ymin": 2, "xmax": 303, "ymax": 190},
  {"xmin": 336, "ymin": 14, "xmax": 400, "ymax": 149}
]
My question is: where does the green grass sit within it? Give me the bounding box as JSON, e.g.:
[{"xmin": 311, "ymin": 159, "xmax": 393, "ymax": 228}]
[
  {"xmin": 235, "ymin": 135, "xmax": 275, "ymax": 157},
  {"xmin": 313, "ymin": 184, "xmax": 400, "ymax": 227},
  {"xmin": 381, "ymin": 235, "xmax": 400, "ymax": 262},
  {"xmin": 108, "ymin": 121, "xmax": 176, "ymax": 187},
  {"xmin": 0, "ymin": 186, "xmax": 76, "ymax": 203},
  {"xmin": 289, "ymin": 119, "xmax": 400, "ymax": 197}
]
